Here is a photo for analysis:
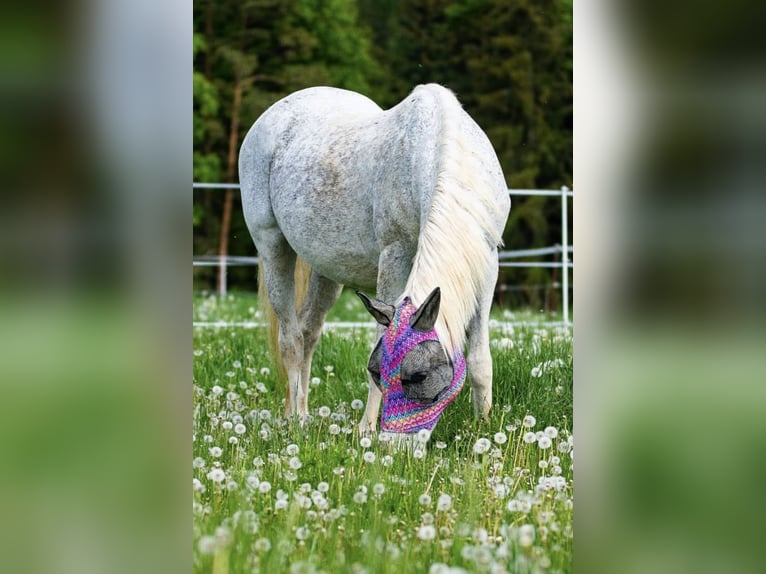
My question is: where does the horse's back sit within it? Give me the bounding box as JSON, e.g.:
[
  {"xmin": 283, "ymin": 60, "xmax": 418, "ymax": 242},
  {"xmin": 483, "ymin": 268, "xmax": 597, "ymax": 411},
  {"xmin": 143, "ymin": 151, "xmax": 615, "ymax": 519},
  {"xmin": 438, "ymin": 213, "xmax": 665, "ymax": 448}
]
[{"xmin": 239, "ymin": 87, "xmax": 385, "ymax": 287}]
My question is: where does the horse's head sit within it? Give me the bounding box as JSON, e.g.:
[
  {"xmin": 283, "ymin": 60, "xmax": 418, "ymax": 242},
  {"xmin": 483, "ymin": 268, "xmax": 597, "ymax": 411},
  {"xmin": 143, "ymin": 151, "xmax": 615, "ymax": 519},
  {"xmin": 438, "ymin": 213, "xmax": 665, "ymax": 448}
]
[{"xmin": 356, "ymin": 287, "xmax": 466, "ymax": 433}]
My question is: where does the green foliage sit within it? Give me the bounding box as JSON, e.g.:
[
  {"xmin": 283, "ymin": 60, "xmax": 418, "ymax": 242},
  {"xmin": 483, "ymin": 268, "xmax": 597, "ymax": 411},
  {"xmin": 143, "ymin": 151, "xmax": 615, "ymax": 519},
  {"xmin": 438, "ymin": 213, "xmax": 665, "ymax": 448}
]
[{"xmin": 193, "ymin": 0, "xmax": 573, "ymax": 304}]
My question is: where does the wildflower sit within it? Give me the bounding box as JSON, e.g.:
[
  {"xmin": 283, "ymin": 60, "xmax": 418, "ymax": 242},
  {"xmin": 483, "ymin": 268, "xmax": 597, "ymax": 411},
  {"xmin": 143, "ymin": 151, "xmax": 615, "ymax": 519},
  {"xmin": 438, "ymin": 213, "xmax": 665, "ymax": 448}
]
[
  {"xmin": 558, "ymin": 441, "xmax": 571, "ymax": 453},
  {"xmin": 538, "ymin": 436, "xmax": 552, "ymax": 449},
  {"xmin": 353, "ymin": 491, "xmax": 367, "ymax": 504},
  {"xmin": 518, "ymin": 524, "xmax": 535, "ymax": 547},
  {"xmin": 193, "ymin": 349, "xmax": 203, "ymax": 357},
  {"xmin": 258, "ymin": 481, "xmax": 271, "ymax": 494},
  {"xmin": 203, "ymin": 434, "xmax": 213, "ymax": 443},
  {"xmin": 246, "ymin": 474, "xmax": 259, "ymax": 490},
  {"xmin": 522, "ymin": 415, "xmax": 536, "ymax": 428},
  {"xmin": 416, "ymin": 428, "xmax": 431, "ymax": 443},
  {"xmin": 254, "ymin": 538, "xmax": 271, "ymax": 552},
  {"xmin": 417, "ymin": 525, "xmax": 436, "ymax": 541},
  {"xmin": 211, "ymin": 385, "xmax": 223, "ymax": 396},
  {"xmin": 507, "ymin": 500, "xmax": 520, "ymax": 512},
  {"xmin": 295, "ymin": 526, "xmax": 310, "ymax": 541},
  {"xmin": 552, "ymin": 465, "xmax": 562, "ymax": 475},
  {"xmin": 193, "ymin": 478, "xmax": 206, "ymax": 493},
  {"xmin": 259, "ymin": 409, "xmax": 272, "ymax": 421},
  {"xmin": 419, "ymin": 493, "xmax": 432, "ymax": 506},
  {"xmin": 351, "ymin": 399, "xmax": 364, "ymax": 410},
  {"xmin": 318, "ymin": 481, "xmax": 330, "ymax": 493},
  {"xmin": 255, "ymin": 383, "xmax": 268, "ymax": 393},
  {"xmin": 329, "ymin": 424, "xmax": 341, "ymax": 435},
  {"xmin": 221, "ymin": 421, "xmax": 233, "ymax": 431},
  {"xmin": 421, "ymin": 512, "xmax": 435, "ymax": 525},
  {"xmin": 473, "ymin": 438, "xmax": 492, "ymax": 454},
  {"xmin": 206, "ymin": 468, "xmax": 225, "ymax": 483},
  {"xmin": 260, "ymin": 367, "xmax": 270, "ymax": 376},
  {"xmin": 253, "ymin": 456, "xmax": 264, "ymax": 467},
  {"xmin": 311, "ymin": 377, "xmax": 321, "ymax": 386},
  {"xmin": 531, "ymin": 366, "xmax": 542, "ymax": 378},
  {"xmin": 373, "ymin": 483, "xmax": 385, "ymax": 496},
  {"xmin": 493, "ymin": 432, "xmax": 508, "ymax": 445},
  {"xmin": 318, "ymin": 406, "xmax": 331, "ymax": 418},
  {"xmin": 544, "ymin": 426, "xmax": 558, "ymax": 439},
  {"xmin": 233, "ymin": 360, "xmax": 241, "ymax": 369},
  {"xmin": 209, "ymin": 447, "xmax": 224, "ymax": 459},
  {"xmin": 363, "ymin": 451, "xmax": 376, "ymax": 464},
  {"xmin": 538, "ymin": 460, "xmax": 549, "ymax": 469},
  {"xmin": 286, "ymin": 443, "xmax": 299, "ymax": 456},
  {"xmin": 226, "ymin": 480, "xmax": 238, "ymax": 491},
  {"xmin": 228, "ymin": 437, "xmax": 238, "ymax": 445},
  {"xmin": 234, "ymin": 423, "xmax": 246, "ymax": 435},
  {"xmin": 288, "ymin": 456, "xmax": 302, "ymax": 470},
  {"xmin": 436, "ymin": 494, "xmax": 452, "ymax": 512},
  {"xmin": 413, "ymin": 448, "xmax": 425, "ymax": 459},
  {"xmin": 197, "ymin": 535, "xmax": 217, "ymax": 555},
  {"xmin": 435, "ymin": 441, "xmax": 447, "ymax": 450},
  {"xmin": 381, "ymin": 455, "xmax": 393, "ymax": 467},
  {"xmin": 193, "ymin": 457, "xmax": 206, "ymax": 469},
  {"xmin": 360, "ymin": 437, "xmax": 372, "ymax": 448},
  {"xmin": 493, "ymin": 484, "xmax": 508, "ymax": 499},
  {"xmin": 523, "ymin": 432, "xmax": 537, "ymax": 444}
]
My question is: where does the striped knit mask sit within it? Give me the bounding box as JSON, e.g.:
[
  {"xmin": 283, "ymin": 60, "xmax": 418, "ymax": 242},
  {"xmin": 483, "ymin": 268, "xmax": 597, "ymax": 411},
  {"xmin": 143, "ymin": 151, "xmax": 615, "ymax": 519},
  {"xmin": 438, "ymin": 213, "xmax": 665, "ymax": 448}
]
[{"xmin": 380, "ymin": 299, "xmax": 466, "ymax": 433}]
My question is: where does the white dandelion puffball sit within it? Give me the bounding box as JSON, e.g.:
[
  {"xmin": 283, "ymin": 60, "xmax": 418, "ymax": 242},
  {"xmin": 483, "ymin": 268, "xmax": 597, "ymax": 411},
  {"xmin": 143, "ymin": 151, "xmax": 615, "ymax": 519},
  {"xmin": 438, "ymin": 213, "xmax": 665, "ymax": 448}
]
[
  {"xmin": 419, "ymin": 493, "xmax": 432, "ymax": 506},
  {"xmin": 206, "ymin": 468, "xmax": 225, "ymax": 483},
  {"xmin": 311, "ymin": 376, "xmax": 321, "ymax": 386},
  {"xmin": 329, "ymin": 424, "xmax": 341, "ymax": 435},
  {"xmin": 518, "ymin": 524, "xmax": 535, "ymax": 547},
  {"xmin": 522, "ymin": 415, "xmax": 536, "ymax": 428},
  {"xmin": 234, "ymin": 423, "xmax": 246, "ymax": 435},
  {"xmin": 373, "ymin": 483, "xmax": 385, "ymax": 495},
  {"xmin": 351, "ymin": 399, "xmax": 364, "ymax": 410},
  {"xmin": 258, "ymin": 481, "xmax": 272, "ymax": 494},
  {"xmin": 473, "ymin": 437, "xmax": 492, "ymax": 454},
  {"xmin": 436, "ymin": 494, "xmax": 452, "ymax": 511},
  {"xmin": 363, "ymin": 451, "xmax": 376, "ymax": 463},
  {"xmin": 523, "ymin": 432, "xmax": 537, "ymax": 444},
  {"xmin": 417, "ymin": 525, "xmax": 436, "ymax": 541},
  {"xmin": 493, "ymin": 432, "xmax": 508, "ymax": 445},
  {"xmin": 416, "ymin": 428, "xmax": 432, "ymax": 443},
  {"xmin": 544, "ymin": 426, "xmax": 558, "ymax": 439},
  {"xmin": 538, "ymin": 436, "xmax": 552, "ymax": 449},
  {"xmin": 209, "ymin": 446, "xmax": 222, "ymax": 458},
  {"xmin": 531, "ymin": 366, "xmax": 542, "ymax": 378},
  {"xmin": 360, "ymin": 436, "xmax": 372, "ymax": 448},
  {"xmin": 318, "ymin": 406, "xmax": 331, "ymax": 418}
]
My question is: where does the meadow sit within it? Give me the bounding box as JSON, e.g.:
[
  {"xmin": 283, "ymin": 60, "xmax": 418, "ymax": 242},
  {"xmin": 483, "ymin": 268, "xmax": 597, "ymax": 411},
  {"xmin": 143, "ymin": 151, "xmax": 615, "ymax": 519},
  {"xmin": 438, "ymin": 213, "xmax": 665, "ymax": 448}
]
[{"xmin": 193, "ymin": 290, "xmax": 573, "ymax": 573}]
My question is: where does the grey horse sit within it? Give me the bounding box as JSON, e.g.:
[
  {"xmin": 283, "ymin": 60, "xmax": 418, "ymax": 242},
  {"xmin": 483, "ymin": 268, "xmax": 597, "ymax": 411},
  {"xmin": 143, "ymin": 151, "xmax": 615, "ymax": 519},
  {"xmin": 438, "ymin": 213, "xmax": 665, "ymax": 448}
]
[{"xmin": 239, "ymin": 84, "xmax": 510, "ymax": 432}]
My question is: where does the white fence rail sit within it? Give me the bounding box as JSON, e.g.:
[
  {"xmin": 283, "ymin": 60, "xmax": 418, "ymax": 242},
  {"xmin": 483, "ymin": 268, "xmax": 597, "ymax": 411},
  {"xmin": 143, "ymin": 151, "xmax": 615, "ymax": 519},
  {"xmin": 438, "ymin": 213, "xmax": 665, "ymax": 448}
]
[{"xmin": 193, "ymin": 183, "xmax": 572, "ymax": 324}]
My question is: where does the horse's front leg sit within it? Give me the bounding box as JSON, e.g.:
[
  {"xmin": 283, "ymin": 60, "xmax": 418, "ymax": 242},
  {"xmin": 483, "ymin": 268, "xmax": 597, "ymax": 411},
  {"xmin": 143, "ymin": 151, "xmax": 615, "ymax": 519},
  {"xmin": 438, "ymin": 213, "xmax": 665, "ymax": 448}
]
[
  {"xmin": 467, "ymin": 264, "xmax": 499, "ymax": 419},
  {"xmin": 358, "ymin": 242, "xmax": 411, "ymax": 434}
]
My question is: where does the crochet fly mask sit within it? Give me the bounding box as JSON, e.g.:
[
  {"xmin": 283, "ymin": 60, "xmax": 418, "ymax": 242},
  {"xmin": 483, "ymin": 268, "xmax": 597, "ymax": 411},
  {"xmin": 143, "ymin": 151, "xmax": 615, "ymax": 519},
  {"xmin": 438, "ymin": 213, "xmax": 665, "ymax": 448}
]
[{"xmin": 357, "ymin": 288, "xmax": 466, "ymax": 433}]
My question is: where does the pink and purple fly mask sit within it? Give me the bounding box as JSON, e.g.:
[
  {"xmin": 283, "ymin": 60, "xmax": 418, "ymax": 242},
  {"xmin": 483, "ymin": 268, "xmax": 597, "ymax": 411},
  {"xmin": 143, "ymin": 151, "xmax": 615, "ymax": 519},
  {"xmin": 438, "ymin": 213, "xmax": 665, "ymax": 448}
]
[{"xmin": 357, "ymin": 288, "xmax": 466, "ymax": 433}]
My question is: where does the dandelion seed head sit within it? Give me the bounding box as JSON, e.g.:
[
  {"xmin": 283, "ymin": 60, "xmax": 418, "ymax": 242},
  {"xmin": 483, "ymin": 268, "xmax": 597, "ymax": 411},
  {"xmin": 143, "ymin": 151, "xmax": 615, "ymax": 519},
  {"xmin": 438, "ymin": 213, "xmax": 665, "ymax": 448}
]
[
  {"xmin": 363, "ymin": 451, "xmax": 376, "ymax": 463},
  {"xmin": 538, "ymin": 436, "xmax": 552, "ymax": 449},
  {"xmin": 522, "ymin": 415, "xmax": 536, "ymax": 428},
  {"xmin": 523, "ymin": 432, "xmax": 537, "ymax": 444},
  {"xmin": 473, "ymin": 437, "xmax": 492, "ymax": 454},
  {"xmin": 360, "ymin": 437, "xmax": 372, "ymax": 448},
  {"xmin": 417, "ymin": 524, "xmax": 436, "ymax": 541},
  {"xmin": 234, "ymin": 423, "xmax": 246, "ymax": 435},
  {"xmin": 206, "ymin": 468, "xmax": 225, "ymax": 483},
  {"xmin": 493, "ymin": 432, "xmax": 508, "ymax": 445},
  {"xmin": 419, "ymin": 493, "xmax": 432, "ymax": 506},
  {"xmin": 351, "ymin": 399, "xmax": 364, "ymax": 411}
]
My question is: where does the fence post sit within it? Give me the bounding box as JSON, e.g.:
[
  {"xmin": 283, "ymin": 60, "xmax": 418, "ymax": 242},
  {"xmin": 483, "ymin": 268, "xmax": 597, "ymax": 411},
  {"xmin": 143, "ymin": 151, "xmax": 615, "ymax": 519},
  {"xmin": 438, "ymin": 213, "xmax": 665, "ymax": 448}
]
[
  {"xmin": 218, "ymin": 257, "xmax": 228, "ymax": 297},
  {"xmin": 561, "ymin": 186, "xmax": 569, "ymax": 324}
]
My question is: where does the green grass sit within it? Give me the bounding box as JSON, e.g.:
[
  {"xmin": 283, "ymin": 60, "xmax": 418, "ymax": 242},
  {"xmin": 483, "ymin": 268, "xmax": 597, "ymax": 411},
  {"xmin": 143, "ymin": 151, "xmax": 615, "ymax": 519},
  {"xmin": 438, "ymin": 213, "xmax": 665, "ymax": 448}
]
[{"xmin": 193, "ymin": 292, "xmax": 573, "ymax": 573}]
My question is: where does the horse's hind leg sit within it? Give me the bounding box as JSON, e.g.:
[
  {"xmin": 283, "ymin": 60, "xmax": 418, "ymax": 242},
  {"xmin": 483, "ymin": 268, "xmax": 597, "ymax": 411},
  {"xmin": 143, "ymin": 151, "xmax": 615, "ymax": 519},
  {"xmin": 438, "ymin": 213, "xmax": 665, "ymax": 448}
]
[
  {"xmin": 255, "ymin": 228, "xmax": 304, "ymax": 418},
  {"xmin": 297, "ymin": 272, "xmax": 343, "ymax": 414}
]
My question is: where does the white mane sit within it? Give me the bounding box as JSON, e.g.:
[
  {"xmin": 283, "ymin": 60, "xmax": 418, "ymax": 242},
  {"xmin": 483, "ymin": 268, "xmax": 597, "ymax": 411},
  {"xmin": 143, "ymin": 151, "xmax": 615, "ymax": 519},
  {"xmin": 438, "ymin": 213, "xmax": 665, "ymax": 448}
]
[{"xmin": 401, "ymin": 86, "xmax": 507, "ymax": 354}]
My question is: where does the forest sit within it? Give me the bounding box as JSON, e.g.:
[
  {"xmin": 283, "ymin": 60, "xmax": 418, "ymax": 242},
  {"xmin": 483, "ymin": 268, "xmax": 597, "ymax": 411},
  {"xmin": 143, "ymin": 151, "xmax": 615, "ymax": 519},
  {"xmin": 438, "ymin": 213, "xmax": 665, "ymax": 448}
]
[{"xmin": 193, "ymin": 0, "xmax": 572, "ymax": 310}]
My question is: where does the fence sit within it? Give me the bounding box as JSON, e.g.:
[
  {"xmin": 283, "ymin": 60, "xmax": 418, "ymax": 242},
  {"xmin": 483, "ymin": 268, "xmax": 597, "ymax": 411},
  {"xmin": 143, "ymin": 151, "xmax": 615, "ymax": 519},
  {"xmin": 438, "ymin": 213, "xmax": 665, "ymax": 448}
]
[{"xmin": 193, "ymin": 183, "xmax": 572, "ymax": 324}]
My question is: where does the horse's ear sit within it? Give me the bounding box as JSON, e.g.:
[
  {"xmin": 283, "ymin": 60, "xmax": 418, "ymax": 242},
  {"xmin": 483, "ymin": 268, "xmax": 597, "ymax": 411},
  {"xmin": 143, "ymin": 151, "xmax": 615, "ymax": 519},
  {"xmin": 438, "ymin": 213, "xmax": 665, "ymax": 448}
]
[
  {"xmin": 411, "ymin": 287, "xmax": 441, "ymax": 332},
  {"xmin": 356, "ymin": 290, "xmax": 394, "ymax": 326}
]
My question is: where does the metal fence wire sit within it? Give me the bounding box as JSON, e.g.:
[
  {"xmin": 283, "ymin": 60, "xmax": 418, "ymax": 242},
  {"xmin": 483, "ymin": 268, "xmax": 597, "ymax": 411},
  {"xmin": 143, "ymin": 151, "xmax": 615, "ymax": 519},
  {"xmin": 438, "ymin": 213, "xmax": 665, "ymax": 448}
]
[{"xmin": 193, "ymin": 183, "xmax": 572, "ymax": 324}]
